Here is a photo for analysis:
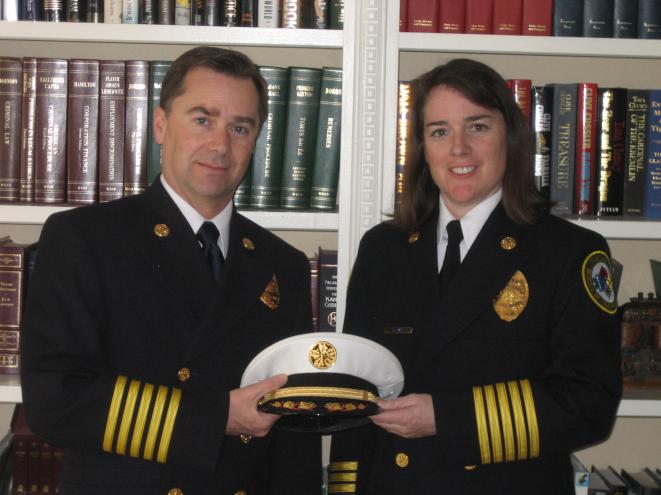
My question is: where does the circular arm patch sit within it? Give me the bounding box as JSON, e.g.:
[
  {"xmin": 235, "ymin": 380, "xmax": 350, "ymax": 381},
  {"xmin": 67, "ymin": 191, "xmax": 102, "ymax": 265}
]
[{"xmin": 581, "ymin": 250, "xmax": 618, "ymax": 314}]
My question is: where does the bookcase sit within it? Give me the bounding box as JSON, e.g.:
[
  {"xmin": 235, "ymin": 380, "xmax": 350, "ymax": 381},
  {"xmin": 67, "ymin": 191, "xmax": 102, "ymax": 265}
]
[{"xmin": 0, "ymin": 0, "xmax": 660, "ymax": 473}]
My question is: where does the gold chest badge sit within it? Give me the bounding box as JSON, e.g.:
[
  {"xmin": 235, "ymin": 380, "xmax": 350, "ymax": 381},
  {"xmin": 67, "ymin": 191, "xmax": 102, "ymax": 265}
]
[
  {"xmin": 259, "ymin": 275, "xmax": 280, "ymax": 310},
  {"xmin": 493, "ymin": 270, "xmax": 529, "ymax": 322}
]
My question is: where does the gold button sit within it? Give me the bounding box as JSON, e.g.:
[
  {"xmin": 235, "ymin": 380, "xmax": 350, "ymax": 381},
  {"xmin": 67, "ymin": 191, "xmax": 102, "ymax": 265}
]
[
  {"xmin": 242, "ymin": 237, "xmax": 255, "ymax": 250},
  {"xmin": 154, "ymin": 224, "xmax": 170, "ymax": 238},
  {"xmin": 395, "ymin": 452, "xmax": 409, "ymax": 468},
  {"xmin": 167, "ymin": 489, "xmax": 183, "ymax": 495},
  {"xmin": 177, "ymin": 368, "xmax": 191, "ymax": 382},
  {"xmin": 500, "ymin": 236, "xmax": 517, "ymax": 250},
  {"xmin": 408, "ymin": 232, "xmax": 420, "ymax": 244},
  {"xmin": 234, "ymin": 491, "xmax": 247, "ymax": 495},
  {"xmin": 464, "ymin": 465, "xmax": 477, "ymax": 471}
]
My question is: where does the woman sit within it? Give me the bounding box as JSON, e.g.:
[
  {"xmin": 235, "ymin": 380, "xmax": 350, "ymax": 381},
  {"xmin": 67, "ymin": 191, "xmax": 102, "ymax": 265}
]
[{"xmin": 329, "ymin": 59, "xmax": 621, "ymax": 495}]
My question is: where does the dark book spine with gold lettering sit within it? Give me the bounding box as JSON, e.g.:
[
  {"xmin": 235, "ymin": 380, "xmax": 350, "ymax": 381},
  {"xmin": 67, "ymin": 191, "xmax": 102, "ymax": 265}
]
[
  {"xmin": 638, "ymin": 0, "xmax": 661, "ymax": 39},
  {"xmin": 67, "ymin": 59, "xmax": 100, "ymax": 204},
  {"xmin": 147, "ymin": 61, "xmax": 171, "ymax": 186},
  {"xmin": 0, "ymin": 58, "xmax": 22, "ymax": 202},
  {"xmin": 223, "ymin": 0, "xmax": 239, "ymax": 26},
  {"xmin": 645, "ymin": 90, "xmax": 661, "ymax": 218},
  {"xmin": 595, "ymin": 87, "xmax": 626, "ymax": 216},
  {"xmin": 250, "ymin": 66, "xmax": 289, "ymax": 209},
  {"xmin": 553, "ymin": 0, "xmax": 583, "ymax": 36},
  {"xmin": 614, "ymin": 0, "xmax": 637, "ymax": 38},
  {"xmin": 123, "ymin": 61, "xmax": 149, "ymax": 197},
  {"xmin": 310, "ymin": 67, "xmax": 342, "ymax": 210},
  {"xmin": 575, "ymin": 82, "xmax": 599, "ymax": 215},
  {"xmin": 280, "ymin": 67, "xmax": 322, "ymax": 209},
  {"xmin": 19, "ymin": 58, "xmax": 37, "ymax": 203},
  {"xmin": 98, "ymin": 60, "xmax": 125, "ymax": 203},
  {"xmin": 394, "ymin": 81, "xmax": 413, "ymax": 214},
  {"xmin": 550, "ymin": 83, "xmax": 578, "ymax": 217},
  {"xmin": 34, "ymin": 58, "xmax": 68, "ymax": 204},
  {"xmin": 583, "ymin": 0, "xmax": 614, "ymax": 38},
  {"xmin": 240, "ymin": 0, "xmax": 257, "ymax": 26},
  {"xmin": 623, "ymin": 89, "xmax": 649, "ymax": 217}
]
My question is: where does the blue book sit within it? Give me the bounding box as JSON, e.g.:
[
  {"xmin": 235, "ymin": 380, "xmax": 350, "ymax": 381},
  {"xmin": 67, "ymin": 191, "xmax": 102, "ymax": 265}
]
[{"xmin": 645, "ymin": 90, "xmax": 661, "ymax": 219}]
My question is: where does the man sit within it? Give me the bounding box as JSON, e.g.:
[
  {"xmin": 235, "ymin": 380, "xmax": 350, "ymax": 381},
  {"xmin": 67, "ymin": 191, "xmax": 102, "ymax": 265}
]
[{"xmin": 21, "ymin": 46, "xmax": 320, "ymax": 494}]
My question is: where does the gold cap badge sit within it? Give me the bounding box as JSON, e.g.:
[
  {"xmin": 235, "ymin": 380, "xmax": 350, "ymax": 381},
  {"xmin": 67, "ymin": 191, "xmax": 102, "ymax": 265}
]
[
  {"xmin": 408, "ymin": 232, "xmax": 420, "ymax": 244},
  {"xmin": 309, "ymin": 341, "xmax": 337, "ymax": 370},
  {"xmin": 259, "ymin": 275, "xmax": 280, "ymax": 310},
  {"xmin": 242, "ymin": 237, "xmax": 255, "ymax": 250},
  {"xmin": 500, "ymin": 237, "xmax": 516, "ymax": 250},
  {"xmin": 493, "ymin": 270, "xmax": 529, "ymax": 322},
  {"xmin": 154, "ymin": 224, "xmax": 170, "ymax": 238}
]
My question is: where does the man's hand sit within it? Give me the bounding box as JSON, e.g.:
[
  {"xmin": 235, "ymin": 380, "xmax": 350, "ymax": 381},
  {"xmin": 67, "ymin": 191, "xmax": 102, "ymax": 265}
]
[
  {"xmin": 226, "ymin": 374, "xmax": 287, "ymax": 438},
  {"xmin": 370, "ymin": 393, "xmax": 436, "ymax": 439}
]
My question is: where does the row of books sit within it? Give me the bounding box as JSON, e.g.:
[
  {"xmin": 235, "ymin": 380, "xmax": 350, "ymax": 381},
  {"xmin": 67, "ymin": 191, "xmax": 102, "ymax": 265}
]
[
  {"xmin": 400, "ymin": 0, "xmax": 661, "ymax": 39},
  {"xmin": 1, "ymin": 0, "xmax": 345, "ymax": 27},
  {"xmin": 573, "ymin": 455, "xmax": 661, "ymax": 494},
  {"xmin": 0, "ymin": 57, "xmax": 342, "ymax": 211},
  {"xmin": 395, "ymin": 81, "xmax": 661, "ymax": 219}
]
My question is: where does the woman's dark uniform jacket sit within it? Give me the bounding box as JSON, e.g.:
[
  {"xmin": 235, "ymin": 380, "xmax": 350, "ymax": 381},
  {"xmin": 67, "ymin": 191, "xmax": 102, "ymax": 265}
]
[
  {"xmin": 330, "ymin": 204, "xmax": 621, "ymax": 495},
  {"xmin": 20, "ymin": 180, "xmax": 320, "ymax": 494}
]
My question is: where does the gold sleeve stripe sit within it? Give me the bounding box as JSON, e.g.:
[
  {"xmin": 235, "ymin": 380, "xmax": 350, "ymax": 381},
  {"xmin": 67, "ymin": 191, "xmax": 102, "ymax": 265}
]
[
  {"xmin": 143, "ymin": 385, "xmax": 168, "ymax": 461},
  {"xmin": 329, "ymin": 461, "xmax": 358, "ymax": 471},
  {"xmin": 496, "ymin": 382, "xmax": 515, "ymax": 462},
  {"xmin": 156, "ymin": 387, "xmax": 182, "ymax": 463},
  {"xmin": 520, "ymin": 379, "xmax": 540, "ymax": 458},
  {"xmin": 130, "ymin": 383, "xmax": 154, "ymax": 458},
  {"xmin": 103, "ymin": 375, "xmax": 128, "ymax": 453},
  {"xmin": 328, "ymin": 483, "xmax": 356, "ymax": 494},
  {"xmin": 329, "ymin": 472, "xmax": 357, "ymax": 482},
  {"xmin": 116, "ymin": 379, "xmax": 141, "ymax": 455},
  {"xmin": 472, "ymin": 386, "xmax": 491, "ymax": 464},
  {"xmin": 484, "ymin": 385, "xmax": 503, "ymax": 463},
  {"xmin": 507, "ymin": 380, "xmax": 528, "ymax": 460}
]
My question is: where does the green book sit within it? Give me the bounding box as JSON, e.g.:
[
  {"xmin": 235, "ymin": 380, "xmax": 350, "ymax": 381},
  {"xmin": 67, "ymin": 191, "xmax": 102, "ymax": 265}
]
[
  {"xmin": 280, "ymin": 67, "xmax": 322, "ymax": 209},
  {"xmin": 310, "ymin": 67, "xmax": 342, "ymax": 210},
  {"xmin": 147, "ymin": 60, "xmax": 172, "ymax": 186},
  {"xmin": 234, "ymin": 163, "xmax": 251, "ymax": 208},
  {"xmin": 329, "ymin": 0, "xmax": 343, "ymax": 29},
  {"xmin": 250, "ymin": 66, "xmax": 289, "ymax": 209}
]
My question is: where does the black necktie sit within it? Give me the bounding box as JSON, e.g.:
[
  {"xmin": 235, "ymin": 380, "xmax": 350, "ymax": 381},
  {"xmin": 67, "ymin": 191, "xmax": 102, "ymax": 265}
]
[
  {"xmin": 196, "ymin": 221, "xmax": 224, "ymax": 284},
  {"xmin": 438, "ymin": 220, "xmax": 463, "ymax": 295}
]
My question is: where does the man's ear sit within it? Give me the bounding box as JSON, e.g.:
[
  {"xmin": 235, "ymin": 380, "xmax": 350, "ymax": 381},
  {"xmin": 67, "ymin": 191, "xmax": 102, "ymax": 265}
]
[{"xmin": 153, "ymin": 107, "xmax": 167, "ymax": 145}]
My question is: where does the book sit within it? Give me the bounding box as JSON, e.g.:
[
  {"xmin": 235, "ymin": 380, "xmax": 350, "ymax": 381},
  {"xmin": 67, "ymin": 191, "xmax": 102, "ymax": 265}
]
[
  {"xmin": 147, "ymin": 61, "xmax": 172, "ymax": 187},
  {"xmin": 190, "ymin": 0, "xmax": 203, "ymax": 24},
  {"xmin": 329, "ymin": 0, "xmax": 343, "ymax": 29},
  {"xmin": 34, "ymin": 58, "xmax": 68, "ymax": 204},
  {"xmin": 439, "ymin": 0, "xmax": 465, "ymax": 32},
  {"xmin": 11, "ymin": 406, "xmax": 31, "ymax": 495},
  {"xmin": 550, "ymin": 83, "xmax": 578, "ymax": 217},
  {"xmin": 318, "ymin": 247, "xmax": 337, "ymax": 332},
  {"xmin": 407, "ymin": 0, "xmax": 438, "ymax": 32},
  {"xmin": 159, "ymin": 0, "xmax": 173, "ymax": 24},
  {"xmin": 595, "ymin": 87, "xmax": 626, "ymax": 216},
  {"xmin": 87, "ymin": 0, "xmax": 102, "ymax": 22},
  {"xmin": 592, "ymin": 466, "xmax": 627, "ymax": 494},
  {"xmin": 66, "ymin": 59, "xmax": 100, "ymax": 204},
  {"xmin": 98, "ymin": 60, "xmax": 126, "ymax": 203},
  {"xmin": 250, "ymin": 66, "xmax": 289, "ymax": 209},
  {"xmin": 282, "ymin": 0, "xmax": 308, "ymax": 28},
  {"xmin": 508, "ymin": 79, "xmax": 532, "ymax": 124},
  {"xmin": 309, "ymin": 255, "xmax": 319, "ymax": 331},
  {"xmin": 583, "ymin": 0, "xmax": 614, "ymax": 38},
  {"xmin": 399, "ymin": 0, "xmax": 407, "ymax": 31},
  {"xmin": 43, "ymin": 0, "xmax": 64, "ymax": 20},
  {"xmin": 466, "ymin": 0, "xmax": 493, "ymax": 33},
  {"xmin": 522, "ymin": 0, "xmax": 553, "ymax": 35},
  {"xmin": 0, "ymin": 431, "xmax": 14, "ymax": 495},
  {"xmin": 121, "ymin": 0, "xmax": 138, "ymax": 22},
  {"xmin": 623, "ymin": 89, "xmax": 649, "ymax": 217},
  {"xmin": 394, "ymin": 81, "xmax": 413, "ymax": 213},
  {"xmin": 531, "ymin": 85, "xmax": 553, "ymax": 198},
  {"xmin": 234, "ymin": 164, "xmax": 251, "ymax": 208},
  {"xmin": 174, "ymin": 0, "xmax": 191, "ymax": 24},
  {"xmin": 620, "ymin": 469, "xmax": 661, "ymax": 494},
  {"xmin": 66, "ymin": 0, "xmax": 81, "ymax": 21},
  {"xmin": 103, "ymin": 0, "xmax": 122, "ymax": 22},
  {"xmin": 638, "ymin": 0, "xmax": 661, "ymax": 39},
  {"xmin": 2, "ymin": 0, "xmax": 18, "ymax": 19},
  {"xmin": 258, "ymin": 0, "xmax": 279, "ymax": 27},
  {"xmin": 554, "ymin": 0, "xmax": 583, "ymax": 36},
  {"xmin": 310, "ymin": 67, "xmax": 342, "ymax": 210},
  {"xmin": 588, "ymin": 467, "xmax": 610, "ymax": 494},
  {"xmin": 575, "ymin": 82, "xmax": 598, "ymax": 215},
  {"xmin": 645, "ymin": 89, "xmax": 661, "ymax": 219},
  {"xmin": 204, "ymin": 0, "xmax": 218, "ymax": 24},
  {"xmin": 240, "ymin": 0, "xmax": 257, "ymax": 27},
  {"xmin": 493, "ymin": 0, "xmax": 522, "ymax": 35},
  {"xmin": 19, "ymin": 57, "xmax": 37, "ymax": 203},
  {"xmin": 613, "ymin": 0, "xmax": 637, "ymax": 38},
  {"xmin": 21, "ymin": 0, "xmax": 42, "ymax": 20},
  {"xmin": 280, "ymin": 67, "xmax": 322, "ymax": 209},
  {"xmin": 0, "ymin": 58, "xmax": 22, "ymax": 202},
  {"xmin": 123, "ymin": 60, "xmax": 149, "ymax": 197},
  {"xmin": 312, "ymin": 0, "xmax": 328, "ymax": 29},
  {"xmin": 223, "ymin": 0, "xmax": 239, "ymax": 26}
]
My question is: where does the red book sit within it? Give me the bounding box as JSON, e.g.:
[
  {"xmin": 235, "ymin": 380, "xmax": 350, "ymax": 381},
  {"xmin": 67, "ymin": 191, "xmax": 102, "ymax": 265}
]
[
  {"xmin": 493, "ymin": 0, "xmax": 522, "ymax": 34},
  {"xmin": 575, "ymin": 82, "xmax": 599, "ymax": 216},
  {"xmin": 439, "ymin": 0, "xmax": 465, "ymax": 32},
  {"xmin": 407, "ymin": 0, "xmax": 439, "ymax": 32},
  {"xmin": 400, "ymin": 0, "xmax": 407, "ymax": 31},
  {"xmin": 466, "ymin": 0, "xmax": 493, "ymax": 33},
  {"xmin": 522, "ymin": 0, "xmax": 552, "ymax": 35},
  {"xmin": 507, "ymin": 79, "xmax": 532, "ymax": 124}
]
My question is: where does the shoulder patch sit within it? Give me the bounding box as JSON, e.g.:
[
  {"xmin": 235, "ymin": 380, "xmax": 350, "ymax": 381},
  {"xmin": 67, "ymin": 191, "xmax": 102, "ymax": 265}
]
[{"xmin": 581, "ymin": 250, "xmax": 617, "ymax": 314}]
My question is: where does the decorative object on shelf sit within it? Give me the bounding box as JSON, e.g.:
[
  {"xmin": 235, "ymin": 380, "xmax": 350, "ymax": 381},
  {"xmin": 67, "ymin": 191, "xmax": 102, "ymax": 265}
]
[{"xmin": 620, "ymin": 292, "xmax": 661, "ymax": 388}]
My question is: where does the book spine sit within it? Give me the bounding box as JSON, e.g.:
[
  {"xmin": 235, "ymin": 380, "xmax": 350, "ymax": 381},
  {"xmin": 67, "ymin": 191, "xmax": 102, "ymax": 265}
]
[
  {"xmin": 98, "ymin": 60, "xmax": 125, "ymax": 203},
  {"xmin": 0, "ymin": 244, "xmax": 28, "ymax": 375},
  {"xmin": 623, "ymin": 89, "xmax": 648, "ymax": 216},
  {"xmin": 310, "ymin": 67, "xmax": 342, "ymax": 210},
  {"xmin": 282, "ymin": 0, "xmax": 302, "ymax": 27},
  {"xmin": 553, "ymin": 0, "xmax": 583, "ymax": 36},
  {"xmin": 613, "ymin": 0, "xmax": 637, "ymax": 38},
  {"xmin": 21, "ymin": 0, "xmax": 43, "ymax": 20},
  {"xmin": 493, "ymin": 0, "xmax": 522, "ymax": 35},
  {"xmin": 258, "ymin": 0, "xmax": 279, "ymax": 27},
  {"xmin": 583, "ymin": 0, "xmax": 614, "ymax": 37},
  {"xmin": 159, "ymin": 0, "xmax": 173, "ymax": 24},
  {"xmin": 407, "ymin": 0, "xmax": 439, "ymax": 32},
  {"xmin": 147, "ymin": 61, "xmax": 171, "ymax": 187},
  {"xmin": 223, "ymin": 0, "xmax": 239, "ymax": 26},
  {"xmin": 66, "ymin": 59, "xmax": 100, "ymax": 204},
  {"xmin": 575, "ymin": 82, "xmax": 598, "ymax": 215},
  {"xmin": 531, "ymin": 85, "xmax": 553, "ymax": 199},
  {"xmin": 141, "ymin": 0, "xmax": 156, "ymax": 23},
  {"xmin": 394, "ymin": 81, "xmax": 413, "ymax": 213},
  {"xmin": 439, "ymin": 0, "xmax": 465, "ymax": 32},
  {"xmin": 508, "ymin": 79, "xmax": 532, "ymax": 124},
  {"xmin": 399, "ymin": 0, "xmax": 407, "ymax": 31},
  {"xmin": 465, "ymin": 0, "xmax": 493, "ymax": 33},
  {"xmin": 123, "ymin": 61, "xmax": 149, "ymax": 197},
  {"xmin": 0, "ymin": 58, "xmax": 22, "ymax": 202},
  {"xmin": 34, "ymin": 58, "xmax": 68, "ymax": 204},
  {"xmin": 312, "ymin": 0, "xmax": 328, "ymax": 28},
  {"xmin": 250, "ymin": 66, "xmax": 289, "ymax": 209},
  {"xmin": 43, "ymin": 0, "xmax": 64, "ymax": 20},
  {"xmin": 595, "ymin": 88, "xmax": 626, "ymax": 216},
  {"xmin": 280, "ymin": 67, "xmax": 322, "ymax": 209},
  {"xmin": 234, "ymin": 161, "xmax": 251, "ymax": 208},
  {"xmin": 522, "ymin": 0, "xmax": 552, "ymax": 35},
  {"xmin": 550, "ymin": 84, "xmax": 578, "ymax": 216},
  {"xmin": 12, "ymin": 434, "xmax": 29, "ymax": 494},
  {"xmin": 309, "ymin": 255, "xmax": 319, "ymax": 331},
  {"xmin": 318, "ymin": 248, "xmax": 337, "ymax": 331},
  {"xmin": 122, "ymin": 0, "xmax": 139, "ymax": 22},
  {"xmin": 638, "ymin": 0, "xmax": 661, "ymax": 39},
  {"xmin": 204, "ymin": 0, "xmax": 217, "ymax": 24},
  {"xmin": 2, "ymin": 0, "xmax": 18, "ymax": 20},
  {"xmin": 645, "ymin": 90, "xmax": 661, "ymax": 218},
  {"xmin": 240, "ymin": 0, "xmax": 257, "ymax": 26},
  {"xmin": 329, "ymin": 0, "xmax": 343, "ymax": 29},
  {"xmin": 174, "ymin": 0, "xmax": 191, "ymax": 24},
  {"xmin": 66, "ymin": 0, "xmax": 80, "ymax": 21},
  {"xmin": 19, "ymin": 58, "xmax": 37, "ymax": 203},
  {"xmin": 103, "ymin": 0, "xmax": 122, "ymax": 22},
  {"xmin": 87, "ymin": 0, "xmax": 101, "ymax": 21}
]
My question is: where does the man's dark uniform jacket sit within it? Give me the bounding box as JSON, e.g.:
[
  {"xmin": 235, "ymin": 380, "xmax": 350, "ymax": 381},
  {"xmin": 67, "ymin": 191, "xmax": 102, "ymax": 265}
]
[
  {"xmin": 330, "ymin": 204, "xmax": 621, "ymax": 495},
  {"xmin": 21, "ymin": 180, "xmax": 320, "ymax": 494}
]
